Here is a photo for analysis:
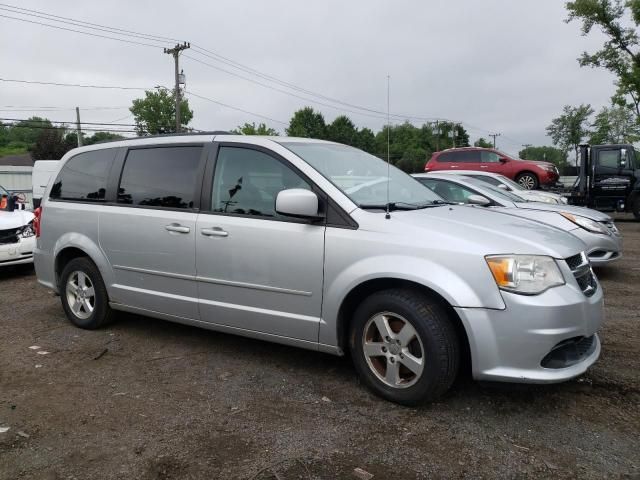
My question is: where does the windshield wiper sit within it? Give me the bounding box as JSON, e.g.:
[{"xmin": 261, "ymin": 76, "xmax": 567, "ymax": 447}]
[{"xmin": 359, "ymin": 201, "xmax": 443, "ymax": 211}]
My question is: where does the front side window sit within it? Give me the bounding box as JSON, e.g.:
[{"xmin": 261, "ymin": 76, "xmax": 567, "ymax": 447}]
[
  {"xmin": 281, "ymin": 142, "xmax": 441, "ymax": 209},
  {"xmin": 418, "ymin": 178, "xmax": 478, "ymax": 204},
  {"xmin": 468, "ymin": 174, "xmax": 502, "ymax": 186},
  {"xmin": 50, "ymin": 149, "xmax": 117, "ymax": 201},
  {"xmin": 597, "ymin": 150, "xmax": 619, "ymax": 169},
  {"xmin": 481, "ymin": 151, "xmax": 500, "ymax": 163},
  {"xmin": 211, "ymin": 146, "xmax": 310, "ymax": 218},
  {"xmin": 117, "ymin": 146, "xmax": 202, "ymax": 209}
]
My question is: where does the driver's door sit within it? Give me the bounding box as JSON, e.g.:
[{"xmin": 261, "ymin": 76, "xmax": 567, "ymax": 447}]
[{"xmin": 195, "ymin": 144, "xmax": 326, "ymax": 342}]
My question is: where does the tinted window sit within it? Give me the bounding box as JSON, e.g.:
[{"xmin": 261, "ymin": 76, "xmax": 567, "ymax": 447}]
[
  {"xmin": 118, "ymin": 146, "xmax": 202, "ymax": 209},
  {"xmin": 420, "ymin": 179, "xmax": 479, "ymax": 203},
  {"xmin": 211, "ymin": 146, "xmax": 311, "ymax": 219},
  {"xmin": 50, "ymin": 149, "xmax": 117, "ymax": 201},
  {"xmin": 598, "ymin": 150, "xmax": 619, "ymax": 168},
  {"xmin": 468, "ymin": 174, "xmax": 502, "ymax": 186},
  {"xmin": 481, "ymin": 151, "xmax": 500, "ymax": 163},
  {"xmin": 437, "ymin": 151, "xmax": 480, "ymax": 163}
]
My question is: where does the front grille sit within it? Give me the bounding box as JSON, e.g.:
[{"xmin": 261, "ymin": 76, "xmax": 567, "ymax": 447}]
[
  {"xmin": 0, "ymin": 228, "xmax": 19, "ymax": 245},
  {"xmin": 565, "ymin": 252, "xmax": 597, "ymax": 297},
  {"xmin": 541, "ymin": 335, "xmax": 596, "ymax": 369}
]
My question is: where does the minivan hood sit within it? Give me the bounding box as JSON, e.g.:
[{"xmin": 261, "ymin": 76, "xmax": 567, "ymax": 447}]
[
  {"xmin": 0, "ymin": 210, "xmax": 34, "ymax": 230},
  {"xmin": 361, "ymin": 205, "xmax": 585, "ymax": 259},
  {"xmin": 513, "ymin": 202, "xmax": 611, "ymax": 221}
]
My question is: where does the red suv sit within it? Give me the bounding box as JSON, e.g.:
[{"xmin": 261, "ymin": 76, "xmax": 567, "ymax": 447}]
[{"xmin": 424, "ymin": 147, "xmax": 559, "ymax": 189}]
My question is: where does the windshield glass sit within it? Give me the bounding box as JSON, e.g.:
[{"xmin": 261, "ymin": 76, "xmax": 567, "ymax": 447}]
[
  {"xmin": 497, "ymin": 175, "xmax": 524, "ymax": 190},
  {"xmin": 281, "ymin": 142, "xmax": 442, "ymax": 208},
  {"xmin": 465, "ymin": 177, "xmax": 529, "ymax": 203}
]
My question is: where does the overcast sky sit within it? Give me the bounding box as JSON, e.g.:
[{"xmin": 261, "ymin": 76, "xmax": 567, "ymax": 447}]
[{"xmin": 0, "ymin": 0, "xmax": 616, "ymax": 155}]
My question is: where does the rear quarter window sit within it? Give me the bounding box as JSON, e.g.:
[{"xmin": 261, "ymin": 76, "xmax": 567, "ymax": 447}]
[
  {"xmin": 49, "ymin": 149, "xmax": 118, "ymax": 202},
  {"xmin": 437, "ymin": 151, "xmax": 479, "ymax": 163}
]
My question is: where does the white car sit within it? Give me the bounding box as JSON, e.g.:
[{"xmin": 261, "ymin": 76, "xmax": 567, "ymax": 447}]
[
  {"xmin": 433, "ymin": 170, "xmax": 568, "ymax": 204},
  {"xmin": 1, "ymin": 186, "xmax": 36, "ymax": 267}
]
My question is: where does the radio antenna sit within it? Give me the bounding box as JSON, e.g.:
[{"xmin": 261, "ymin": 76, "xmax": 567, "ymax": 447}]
[{"xmin": 385, "ymin": 75, "xmax": 391, "ymax": 220}]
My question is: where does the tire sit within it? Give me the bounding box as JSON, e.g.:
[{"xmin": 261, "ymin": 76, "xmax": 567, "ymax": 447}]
[
  {"xmin": 516, "ymin": 172, "xmax": 539, "ymax": 190},
  {"xmin": 349, "ymin": 288, "xmax": 460, "ymax": 405},
  {"xmin": 59, "ymin": 257, "xmax": 114, "ymax": 329}
]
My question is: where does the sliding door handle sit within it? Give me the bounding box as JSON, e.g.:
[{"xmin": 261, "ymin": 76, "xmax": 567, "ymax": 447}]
[
  {"xmin": 165, "ymin": 224, "xmax": 190, "ymax": 234},
  {"xmin": 201, "ymin": 227, "xmax": 228, "ymax": 238}
]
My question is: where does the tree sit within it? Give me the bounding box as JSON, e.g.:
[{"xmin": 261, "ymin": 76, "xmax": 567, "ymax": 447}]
[
  {"xmin": 546, "ymin": 104, "xmax": 594, "ymax": 164},
  {"xmin": 519, "ymin": 146, "xmax": 569, "ymax": 167},
  {"xmin": 589, "ymin": 105, "xmax": 640, "ymax": 143},
  {"xmin": 7, "ymin": 117, "xmax": 53, "ymax": 146},
  {"xmin": 83, "ymin": 132, "xmax": 126, "ymax": 145},
  {"xmin": 231, "ymin": 122, "xmax": 279, "ymax": 136},
  {"xmin": 326, "ymin": 115, "xmax": 358, "ymax": 145},
  {"xmin": 130, "ymin": 89, "xmax": 193, "ymax": 135},
  {"xmin": 30, "ymin": 127, "xmax": 75, "ymax": 160},
  {"xmin": 354, "ymin": 127, "xmax": 376, "ymax": 153},
  {"xmin": 474, "ymin": 137, "xmax": 494, "ymax": 148},
  {"xmin": 286, "ymin": 107, "xmax": 326, "ymax": 138},
  {"xmin": 566, "ymin": 0, "xmax": 640, "ymax": 120}
]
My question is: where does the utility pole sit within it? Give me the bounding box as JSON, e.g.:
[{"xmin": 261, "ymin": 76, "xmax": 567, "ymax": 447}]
[
  {"xmin": 435, "ymin": 120, "xmax": 440, "ymax": 151},
  {"xmin": 164, "ymin": 42, "xmax": 190, "ymax": 133},
  {"xmin": 522, "ymin": 143, "xmax": 532, "ymax": 149},
  {"xmin": 75, "ymin": 106, "xmax": 83, "ymax": 147},
  {"xmin": 451, "ymin": 123, "xmax": 458, "ymax": 148},
  {"xmin": 489, "ymin": 132, "xmax": 501, "ymax": 148}
]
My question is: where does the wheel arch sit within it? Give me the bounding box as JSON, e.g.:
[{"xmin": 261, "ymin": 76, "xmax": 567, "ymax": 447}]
[
  {"xmin": 335, "ymin": 277, "xmax": 472, "ymax": 375},
  {"xmin": 53, "ymin": 234, "xmax": 113, "ymax": 291}
]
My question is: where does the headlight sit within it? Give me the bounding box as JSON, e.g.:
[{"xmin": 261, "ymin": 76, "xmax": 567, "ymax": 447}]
[
  {"xmin": 486, "ymin": 255, "xmax": 565, "ymax": 295},
  {"xmin": 560, "ymin": 212, "xmax": 608, "ymax": 234},
  {"xmin": 539, "ymin": 164, "xmax": 556, "ymax": 172},
  {"xmin": 18, "ymin": 222, "xmax": 35, "ymax": 238},
  {"xmin": 533, "ymin": 196, "xmax": 557, "ymax": 204}
]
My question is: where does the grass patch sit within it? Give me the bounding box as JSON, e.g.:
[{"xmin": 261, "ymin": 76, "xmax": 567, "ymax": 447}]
[{"xmin": 0, "ymin": 145, "xmax": 29, "ymax": 157}]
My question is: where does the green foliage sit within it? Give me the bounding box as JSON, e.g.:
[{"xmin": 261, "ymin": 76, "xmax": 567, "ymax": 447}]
[
  {"xmin": 30, "ymin": 128, "xmax": 75, "ymax": 160},
  {"xmin": 0, "ymin": 144, "xmax": 29, "ymax": 158},
  {"xmin": 546, "ymin": 104, "xmax": 594, "ymax": 163},
  {"xmin": 84, "ymin": 132, "xmax": 126, "ymax": 145},
  {"xmin": 566, "ymin": 0, "xmax": 640, "ymax": 119},
  {"xmin": 130, "ymin": 89, "xmax": 193, "ymax": 135},
  {"xmin": 285, "ymin": 107, "xmax": 327, "ymax": 138},
  {"xmin": 589, "ymin": 105, "xmax": 640, "ymax": 143},
  {"xmin": 519, "ymin": 146, "xmax": 569, "ymax": 167},
  {"xmin": 474, "ymin": 137, "xmax": 494, "ymax": 148},
  {"xmin": 2, "ymin": 117, "xmax": 53, "ymax": 146},
  {"xmin": 231, "ymin": 122, "xmax": 279, "ymax": 135},
  {"xmin": 326, "ymin": 115, "xmax": 358, "ymax": 145},
  {"xmin": 354, "ymin": 127, "xmax": 376, "ymax": 153}
]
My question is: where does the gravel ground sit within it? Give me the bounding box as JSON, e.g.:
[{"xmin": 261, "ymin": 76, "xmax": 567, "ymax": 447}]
[{"xmin": 0, "ymin": 217, "xmax": 638, "ymax": 479}]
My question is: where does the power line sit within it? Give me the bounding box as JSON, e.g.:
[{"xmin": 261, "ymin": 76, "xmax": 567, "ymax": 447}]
[
  {"xmin": 2, "ymin": 123, "xmax": 137, "ymax": 133},
  {"xmin": 0, "ymin": 77, "xmax": 147, "ymax": 90},
  {"xmin": 0, "ymin": 117, "xmax": 137, "ymax": 127},
  {"xmin": 185, "ymin": 90, "xmax": 288, "ymax": 125}
]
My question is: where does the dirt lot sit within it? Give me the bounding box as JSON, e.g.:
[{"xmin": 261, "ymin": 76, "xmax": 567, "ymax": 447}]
[{"xmin": 0, "ymin": 218, "xmax": 638, "ymax": 479}]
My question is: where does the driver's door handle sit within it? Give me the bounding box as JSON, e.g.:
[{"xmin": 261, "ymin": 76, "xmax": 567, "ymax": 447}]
[{"xmin": 201, "ymin": 227, "xmax": 229, "ymax": 238}]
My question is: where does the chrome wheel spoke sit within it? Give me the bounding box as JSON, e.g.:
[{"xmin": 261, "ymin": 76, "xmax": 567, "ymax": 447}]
[
  {"xmin": 373, "ymin": 314, "xmax": 393, "ymax": 340},
  {"xmin": 363, "ymin": 342, "xmax": 386, "ymax": 357},
  {"xmin": 385, "ymin": 359, "xmax": 400, "ymax": 386},
  {"xmin": 77, "ymin": 271, "xmax": 87, "ymax": 288},
  {"xmin": 82, "ymin": 298, "xmax": 93, "ymax": 313},
  {"xmin": 400, "ymin": 351, "xmax": 423, "ymax": 376},
  {"xmin": 71, "ymin": 297, "xmax": 83, "ymax": 315},
  {"xmin": 396, "ymin": 322, "xmax": 417, "ymax": 347},
  {"xmin": 66, "ymin": 270, "xmax": 95, "ymax": 320},
  {"xmin": 85, "ymin": 286, "xmax": 95, "ymax": 298}
]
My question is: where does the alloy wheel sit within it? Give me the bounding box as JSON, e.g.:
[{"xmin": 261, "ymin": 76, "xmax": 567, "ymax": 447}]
[
  {"xmin": 362, "ymin": 312, "xmax": 425, "ymax": 389},
  {"xmin": 65, "ymin": 271, "xmax": 95, "ymax": 320},
  {"xmin": 518, "ymin": 175, "xmax": 536, "ymax": 189}
]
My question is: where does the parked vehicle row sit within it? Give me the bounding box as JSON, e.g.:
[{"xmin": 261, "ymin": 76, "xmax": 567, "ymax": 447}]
[
  {"xmin": 424, "ymin": 147, "xmax": 560, "ymax": 190},
  {"xmin": 32, "ymin": 134, "xmax": 604, "ymax": 405},
  {"xmin": 413, "ymin": 173, "xmax": 622, "ymax": 266}
]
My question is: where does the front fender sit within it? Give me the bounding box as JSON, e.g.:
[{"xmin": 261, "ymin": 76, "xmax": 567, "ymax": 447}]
[{"xmin": 319, "ymin": 254, "xmax": 505, "ymax": 347}]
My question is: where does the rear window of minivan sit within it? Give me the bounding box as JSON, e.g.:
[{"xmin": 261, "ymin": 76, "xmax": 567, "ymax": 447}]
[{"xmin": 49, "ymin": 149, "xmax": 118, "ymax": 202}]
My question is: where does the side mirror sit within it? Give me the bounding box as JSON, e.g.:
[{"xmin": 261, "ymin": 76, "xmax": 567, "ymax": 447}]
[
  {"xmin": 499, "ymin": 157, "xmax": 508, "ymax": 163},
  {"xmin": 497, "ymin": 184, "xmax": 508, "ymax": 190},
  {"xmin": 620, "ymin": 148, "xmax": 628, "ymax": 168},
  {"xmin": 467, "ymin": 194, "xmax": 491, "ymax": 206},
  {"xmin": 275, "ymin": 189, "xmax": 320, "ymax": 218}
]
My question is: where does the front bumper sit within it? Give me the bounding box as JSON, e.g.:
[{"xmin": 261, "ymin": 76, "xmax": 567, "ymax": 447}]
[
  {"xmin": 570, "ymin": 228, "xmax": 622, "ymax": 265},
  {"xmin": 0, "ymin": 236, "xmax": 36, "ymax": 267},
  {"xmin": 455, "ymin": 276, "xmax": 603, "ymax": 383}
]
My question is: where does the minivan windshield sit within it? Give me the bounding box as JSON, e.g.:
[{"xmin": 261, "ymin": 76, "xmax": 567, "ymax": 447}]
[{"xmin": 281, "ymin": 142, "xmax": 442, "ymax": 209}]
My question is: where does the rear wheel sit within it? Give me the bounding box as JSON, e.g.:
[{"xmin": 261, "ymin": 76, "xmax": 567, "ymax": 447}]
[
  {"xmin": 349, "ymin": 289, "xmax": 460, "ymax": 405},
  {"xmin": 516, "ymin": 172, "xmax": 539, "ymax": 190},
  {"xmin": 60, "ymin": 257, "xmax": 114, "ymax": 329}
]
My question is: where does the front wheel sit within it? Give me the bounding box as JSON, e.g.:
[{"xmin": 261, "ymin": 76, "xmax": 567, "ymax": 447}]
[
  {"xmin": 516, "ymin": 172, "xmax": 539, "ymax": 190},
  {"xmin": 349, "ymin": 289, "xmax": 460, "ymax": 405},
  {"xmin": 60, "ymin": 257, "xmax": 114, "ymax": 329}
]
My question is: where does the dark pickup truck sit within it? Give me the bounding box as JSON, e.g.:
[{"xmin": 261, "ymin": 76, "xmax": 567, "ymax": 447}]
[{"xmin": 568, "ymin": 144, "xmax": 640, "ymax": 219}]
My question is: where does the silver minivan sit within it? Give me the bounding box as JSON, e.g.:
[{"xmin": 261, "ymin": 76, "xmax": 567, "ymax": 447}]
[{"xmin": 34, "ymin": 134, "xmax": 603, "ymax": 404}]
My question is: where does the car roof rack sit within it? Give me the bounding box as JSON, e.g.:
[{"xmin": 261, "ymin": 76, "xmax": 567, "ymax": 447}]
[{"xmin": 92, "ymin": 131, "xmax": 232, "ymax": 145}]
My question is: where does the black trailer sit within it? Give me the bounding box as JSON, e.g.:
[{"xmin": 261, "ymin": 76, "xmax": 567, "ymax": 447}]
[{"xmin": 567, "ymin": 144, "xmax": 640, "ymax": 219}]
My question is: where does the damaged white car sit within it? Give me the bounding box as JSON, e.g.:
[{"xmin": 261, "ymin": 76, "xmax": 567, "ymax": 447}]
[{"xmin": 1, "ymin": 186, "xmax": 36, "ymax": 267}]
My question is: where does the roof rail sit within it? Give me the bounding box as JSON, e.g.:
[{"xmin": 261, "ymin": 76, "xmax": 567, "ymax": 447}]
[{"xmin": 92, "ymin": 130, "xmax": 232, "ymax": 145}]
